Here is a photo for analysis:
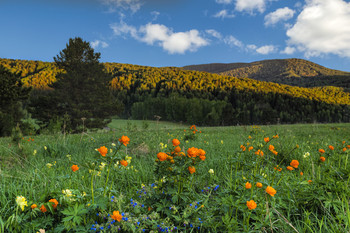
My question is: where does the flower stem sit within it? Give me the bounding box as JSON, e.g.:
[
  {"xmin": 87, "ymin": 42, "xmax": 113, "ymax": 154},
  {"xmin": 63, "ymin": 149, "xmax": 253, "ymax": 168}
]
[
  {"xmin": 103, "ymin": 161, "xmax": 112, "ymax": 196},
  {"xmin": 91, "ymin": 173, "xmax": 95, "ymax": 205}
]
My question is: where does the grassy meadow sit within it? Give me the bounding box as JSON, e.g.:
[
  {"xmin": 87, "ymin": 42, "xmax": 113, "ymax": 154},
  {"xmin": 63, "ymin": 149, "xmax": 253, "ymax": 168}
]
[{"xmin": 0, "ymin": 120, "xmax": 350, "ymax": 232}]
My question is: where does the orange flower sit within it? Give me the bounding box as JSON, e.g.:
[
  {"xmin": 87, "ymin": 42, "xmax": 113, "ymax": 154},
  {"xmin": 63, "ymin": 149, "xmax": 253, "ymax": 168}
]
[
  {"xmin": 111, "ymin": 211, "xmax": 122, "ymax": 222},
  {"xmin": 40, "ymin": 205, "xmax": 47, "ymax": 213},
  {"xmin": 290, "ymin": 160, "xmax": 299, "ymax": 168},
  {"xmin": 245, "ymin": 182, "xmax": 252, "ymax": 189},
  {"xmin": 246, "ymin": 200, "xmax": 257, "ymax": 210},
  {"xmin": 248, "ymin": 135, "xmax": 252, "ymax": 139},
  {"xmin": 31, "ymin": 204, "xmax": 37, "ymax": 209},
  {"xmin": 256, "ymin": 182, "xmax": 263, "ymax": 188},
  {"xmin": 190, "ymin": 125, "xmax": 196, "ymax": 130},
  {"xmin": 172, "ymin": 139, "xmax": 180, "ymax": 147},
  {"xmin": 255, "ymin": 150, "xmax": 264, "ymax": 157},
  {"xmin": 266, "ymin": 186, "xmax": 276, "ymax": 197},
  {"xmin": 268, "ymin": 145, "xmax": 275, "ymax": 151},
  {"xmin": 264, "ymin": 137, "xmax": 270, "ymax": 143},
  {"xmin": 188, "ymin": 166, "xmax": 196, "ymax": 174},
  {"xmin": 287, "ymin": 166, "xmax": 294, "ymax": 171},
  {"xmin": 318, "ymin": 149, "xmax": 325, "ymax": 154},
  {"xmin": 120, "ymin": 160, "xmax": 128, "ymax": 167},
  {"xmin": 320, "ymin": 156, "xmax": 326, "ymax": 162},
  {"xmin": 49, "ymin": 199, "xmax": 58, "ymax": 208},
  {"xmin": 199, "ymin": 154, "xmax": 206, "ymax": 161},
  {"xmin": 187, "ymin": 147, "xmax": 199, "ymax": 158},
  {"xmin": 71, "ymin": 165, "xmax": 79, "ymax": 172},
  {"xmin": 343, "ymin": 148, "xmax": 347, "ymax": 152},
  {"xmin": 342, "ymin": 141, "xmax": 345, "ymax": 144},
  {"xmin": 272, "ymin": 150, "xmax": 278, "ymax": 155},
  {"xmin": 308, "ymin": 180, "xmax": 312, "ymax": 184},
  {"xmin": 240, "ymin": 145, "xmax": 246, "ymax": 151},
  {"xmin": 98, "ymin": 146, "xmax": 108, "ymax": 157},
  {"xmin": 148, "ymin": 206, "xmax": 152, "ymax": 211},
  {"xmin": 347, "ymin": 145, "xmax": 350, "ymax": 149},
  {"xmin": 273, "ymin": 134, "xmax": 279, "ymax": 139},
  {"xmin": 274, "ymin": 166, "xmax": 282, "ymax": 171},
  {"xmin": 174, "ymin": 146, "xmax": 181, "ymax": 153},
  {"xmin": 300, "ymin": 172, "xmax": 303, "ymax": 176},
  {"xmin": 248, "ymin": 146, "xmax": 253, "ymax": 151},
  {"xmin": 157, "ymin": 152, "xmax": 168, "ymax": 162},
  {"xmin": 119, "ymin": 135, "xmax": 130, "ymax": 146},
  {"xmin": 328, "ymin": 145, "xmax": 334, "ymax": 150}
]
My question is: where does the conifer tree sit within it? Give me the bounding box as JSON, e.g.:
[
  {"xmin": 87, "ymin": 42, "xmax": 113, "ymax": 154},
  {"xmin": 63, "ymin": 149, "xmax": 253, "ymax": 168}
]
[
  {"xmin": 0, "ymin": 65, "xmax": 31, "ymax": 136},
  {"xmin": 51, "ymin": 37, "xmax": 120, "ymax": 131}
]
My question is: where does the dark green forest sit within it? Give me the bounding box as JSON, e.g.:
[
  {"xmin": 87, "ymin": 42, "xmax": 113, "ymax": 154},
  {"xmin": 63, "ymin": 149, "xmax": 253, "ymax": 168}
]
[{"xmin": 1, "ymin": 57, "xmax": 350, "ymax": 135}]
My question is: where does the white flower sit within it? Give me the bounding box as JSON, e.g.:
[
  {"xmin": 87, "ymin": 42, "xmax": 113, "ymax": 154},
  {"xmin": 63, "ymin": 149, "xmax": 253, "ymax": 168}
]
[
  {"xmin": 303, "ymin": 152, "xmax": 310, "ymax": 158},
  {"xmin": 208, "ymin": 169, "xmax": 214, "ymax": 174},
  {"xmin": 62, "ymin": 189, "xmax": 73, "ymax": 197}
]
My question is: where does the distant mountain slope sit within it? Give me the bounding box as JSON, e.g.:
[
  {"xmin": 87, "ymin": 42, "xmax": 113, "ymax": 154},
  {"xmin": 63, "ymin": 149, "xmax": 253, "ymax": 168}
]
[{"xmin": 183, "ymin": 58, "xmax": 350, "ymax": 90}]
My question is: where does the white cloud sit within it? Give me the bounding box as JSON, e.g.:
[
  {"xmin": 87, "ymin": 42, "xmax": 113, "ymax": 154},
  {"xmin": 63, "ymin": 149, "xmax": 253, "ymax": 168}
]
[
  {"xmin": 206, "ymin": 29, "xmax": 222, "ymax": 39},
  {"xmin": 151, "ymin": 11, "xmax": 160, "ymax": 21},
  {"xmin": 246, "ymin": 44, "xmax": 257, "ymax": 50},
  {"xmin": 213, "ymin": 9, "xmax": 235, "ymax": 19},
  {"xmin": 101, "ymin": 0, "xmax": 142, "ymax": 13},
  {"xmin": 281, "ymin": 46, "xmax": 296, "ymax": 54},
  {"xmin": 287, "ymin": 0, "xmax": 350, "ymax": 58},
  {"xmin": 224, "ymin": 35, "xmax": 244, "ymax": 48},
  {"xmin": 216, "ymin": 0, "xmax": 233, "ymax": 4},
  {"xmin": 235, "ymin": 0, "xmax": 267, "ymax": 13},
  {"xmin": 91, "ymin": 40, "xmax": 109, "ymax": 49},
  {"xmin": 256, "ymin": 45, "xmax": 277, "ymax": 54},
  {"xmin": 111, "ymin": 22, "xmax": 208, "ymax": 54},
  {"xmin": 264, "ymin": 7, "xmax": 295, "ymax": 26}
]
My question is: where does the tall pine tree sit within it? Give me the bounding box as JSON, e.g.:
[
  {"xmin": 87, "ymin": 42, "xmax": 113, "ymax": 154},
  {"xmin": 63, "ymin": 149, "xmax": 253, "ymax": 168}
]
[
  {"xmin": 0, "ymin": 65, "xmax": 31, "ymax": 136},
  {"xmin": 51, "ymin": 37, "xmax": 120, "ymax": 131}
]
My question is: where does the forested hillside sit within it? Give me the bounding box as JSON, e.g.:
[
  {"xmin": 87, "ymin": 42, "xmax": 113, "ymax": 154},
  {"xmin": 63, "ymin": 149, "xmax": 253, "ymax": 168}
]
[
  {"xmin": 183, "ymin": 58, "xmax": 350, "ymax": 90},
  {"xmin": 1, "ymin": 58, "xmax": 350, "ymax": 126}
]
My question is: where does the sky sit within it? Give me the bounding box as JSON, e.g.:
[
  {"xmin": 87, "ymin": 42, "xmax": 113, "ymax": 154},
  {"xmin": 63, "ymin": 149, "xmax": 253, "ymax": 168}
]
[{"xmin": 1, "ymin": 0, "xmax": 350, "ymax": 71}]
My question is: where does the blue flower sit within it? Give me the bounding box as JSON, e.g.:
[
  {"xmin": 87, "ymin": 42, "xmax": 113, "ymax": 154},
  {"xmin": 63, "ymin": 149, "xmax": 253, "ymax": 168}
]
[{"xmin": 121, "ymin": 212, "xmax": 125, "ymax": 216}]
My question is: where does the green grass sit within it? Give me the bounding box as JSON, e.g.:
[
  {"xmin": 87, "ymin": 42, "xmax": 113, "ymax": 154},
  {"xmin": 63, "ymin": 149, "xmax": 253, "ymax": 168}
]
[{"xmin": 0, "ymin": 121, "xmax": 350, "ymax": 232}]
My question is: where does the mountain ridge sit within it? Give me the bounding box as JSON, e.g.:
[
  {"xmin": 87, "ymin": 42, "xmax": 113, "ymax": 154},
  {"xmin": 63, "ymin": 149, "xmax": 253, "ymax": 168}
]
[{"xmin": 183, "ymin": 58, "xmax": 350, "ymax": 90}]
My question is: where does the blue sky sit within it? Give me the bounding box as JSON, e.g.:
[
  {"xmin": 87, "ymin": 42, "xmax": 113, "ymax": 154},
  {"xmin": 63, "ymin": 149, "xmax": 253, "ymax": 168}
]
[{"xmin": 1, "ymin": 0, "xmax": 350, "ymax": 71}]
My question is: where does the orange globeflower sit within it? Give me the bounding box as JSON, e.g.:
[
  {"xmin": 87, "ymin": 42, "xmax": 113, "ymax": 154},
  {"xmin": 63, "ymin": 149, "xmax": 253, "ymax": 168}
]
[
  {"xmin": 300, "ymin": 172, "xmax": 303, "ymax": 176},
  {"xmin": 31, "ymin": 204, "xmax": 37, "ymax": 209},
  {"xmin": 328, "ymin": 145, "xmax": 334, "ymax": 150},
  {"xmin": 120, "ymin": 160, "xmax": 128, "ymax": 167},
  {"xmin": 157, "ymin": 152, "xmax": 168, "ymax": 162},
  {"xmin": 256, "ymin": 182, "xmax": 263, "ymax": 188},
  {"xmin": 187, "ymin": 147, "xmax": 199, "ymax": 158},
  {"xmin": 255, "ymin": 150, "xmax": 264, "ymax": 157},
  {"xmin": 268, "ymin": 145, "xmax": 275, "ymax": 151},
  {"xmin": 248, "ymin": 146, "xmax": 253, "ymax": 151},
  {"xmin": 71, "ymin": 165, "xmax": 79, "ymax": 172},
  {"xmin": 119, "ymin": 135, "xmax": 130, "ymax": 146},
  {"xmin": 111, "ymin": 211, "xmax": 122, "ymax": 222},
  {"xmin": 343, "ymin": 148, "xmax": 347, "ymax": 152},
  {"xmin": 188, "ymin": 166, "xmax": 196, "ymax": 174},
  {"xmin": 245, "ymin": 182, "xmax": 252, "ymax": 189},
  {"xmin": 266, "ymin": 186, "xmax": 277, "ymax": 197},
  {"xmin": 40, "ymin": 205, "xmax": 47, "ymax": 213},
  {"xmin": 174, "ymin": 146, "xmax": 181, "ymax": 153},
  {"xmin": 240, "ymin": 145, "xmax": 246, "ymax": 151},
  {"xmin": 308, "ymin": 180, "xmax": 312, "ymax": 184},
  {"xmin": 318, "ymin": 149, "xmax": 325, "ymax": 154},
  {"xmin": 272, "ymin": 150, "xmax": 278, "ymax": 155},
  {"xmin": 274, "ymin": 166, "xmax": 282, "ymax": 172},
  {"xmin": 320, "ymin": 156, "xmax": 326, "ymax": 162},
  {"xmin": 273, "ymin": 134, "xmax": 279, "ymax": 139},
  {"xmin": 246, "ymin": 200, "xmax": 257, "ymax": 210},
  {"xmin": 98, "ymin": 146, "xmax": 108, "ymax": 157},
  {"xmin": 290, "ymin": 160, "xmax": 299, "ymax": 168},
  {"xmin": 264, "ymin": 137, "xmax": 270, "ymax": 143},
  {"xmin": 49, "ymin": 199, "xmax": 59, "ymax": 208},
  {"xmin": 347, "ymin": 145, "xmax": 350, "ymax": 149},
  {"xmin": 287, "ymin": 166, "xmax": 294, "ymax": 171},
  {"xmin": 172, "ymin": 139, "xmax": 180, "ymax": 147}
]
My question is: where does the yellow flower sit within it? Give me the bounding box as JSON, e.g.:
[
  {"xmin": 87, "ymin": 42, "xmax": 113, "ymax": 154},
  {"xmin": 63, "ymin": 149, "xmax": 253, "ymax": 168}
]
[
  {"xmin": 62, "ymin": 189, "xmax": 73, "ymax": 198},
  {"xmin": 208, "ymin": 169, "xmax": 214, "ymax": 174},
  {"xmin": 99, "ymin": 162, "xmax": 106, "ymax": 170},
  {"xmin": 33, "ymin": 150, "xmax": 37, "ymax": 155},
  {"xmin": 16, "ymin": 196, "xmax": 28, "ymax": 211},
  {"xmin": 46, "ymin": 163, "xmax": 53, "ymax": 168},
  {"xmin": 44, "ymin": 146, "xmax": 47, "ymax": 150}
]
